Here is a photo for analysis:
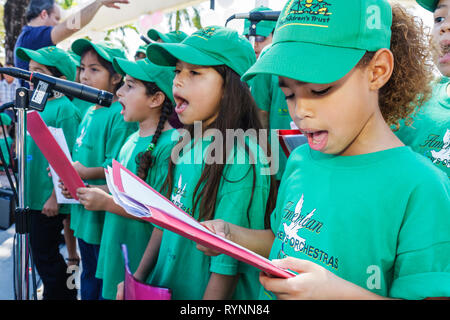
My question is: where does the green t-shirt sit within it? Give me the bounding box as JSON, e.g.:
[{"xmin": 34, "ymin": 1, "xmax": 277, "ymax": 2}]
[
  {"xmin": 251, "ymin": 73, "xmax": 291, "ymax": 181},
  {"xmin": 148, "ymin": 134, "xmax": 272, "ymax": 300},
  {"xmin": 262, "ymin": 145, "xmax": 450, "ymax": 300},
  {"xmin": 71, "ymin": 97, "xmax": 94, "ymax": 119},
  {"xmin": 395, "ymin": 78, "xmax": 450, "ymax": 178},
  {"xmin": 95, "ymin": 129, "xmax": 178, "ymax": 300},
  {"xmin": 25, "ymin": 96, "xmax": 81, "ymax": 213},
  {"xmin": 0, "ymin": 135, "xmax": 13, "ymax": 169},
  {"xmin": 70, "ymin": 102, "xmax": 138, "ymax": 245}
]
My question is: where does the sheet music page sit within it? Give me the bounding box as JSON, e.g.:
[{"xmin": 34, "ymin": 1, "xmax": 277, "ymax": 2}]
[{"xmin": 48, "ymin": 127, "xmax": 79, "ymax": 204}]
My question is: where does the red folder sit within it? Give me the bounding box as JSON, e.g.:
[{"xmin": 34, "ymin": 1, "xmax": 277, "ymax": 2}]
[
  {"xmin": 278, "ymin": 129, "xmax": 307, "ymax": 157},
  {"xmin": 109, "ymin": 160, "xmax": 295, "ymax": 279},
  {"xmin": 26, "ymin": 111, "xmax": 84, "ymax": 200},
  {"xmin": 121, "ymin": 244, "xmax": 172, "ymax": 300}
]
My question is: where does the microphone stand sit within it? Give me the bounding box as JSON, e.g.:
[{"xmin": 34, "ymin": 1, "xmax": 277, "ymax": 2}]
[
  {"xmin": 14, "ymin": 87, "xmax": 34, "ymax": 300},
  {"xmin": 0, "ymin": 66, "xmax": 113, "ymax": 300},
  {"xmin": 13, "ymin": 83, "xmax": 57, "ymax": 300}
]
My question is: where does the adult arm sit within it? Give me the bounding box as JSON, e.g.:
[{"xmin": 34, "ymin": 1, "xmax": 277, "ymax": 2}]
[{"xmin": 51, "ymin": 0, "xmax": 129, "ymax": 44}]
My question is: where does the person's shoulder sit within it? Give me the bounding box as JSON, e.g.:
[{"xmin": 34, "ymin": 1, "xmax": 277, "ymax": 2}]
[
  {"xmin": 19, "ymin": 25, "xmax": 53, "ymax": 42},
  {"xmin": 287, "ymin": 144, "xmax": 311, "ymax": 164},
  {"xmin": 393, "ymin": 147, "xmax": 449, "ymax": 189}
]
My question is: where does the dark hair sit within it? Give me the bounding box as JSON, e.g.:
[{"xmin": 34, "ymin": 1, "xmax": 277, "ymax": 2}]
[
  {"xmin": 357, "ymin": 3, "xmax": 433, "ymax": 129},
  {"xmin": 80, "ymin": 47, "xmax": 124, "ymax": 94},
  {"xmin": 26, "ymin": 0, "xmax": 55, "ymax": 22},
  {"xmin": 163, "ymin": 65, "xmax": 277, "ymax": 228},
  {"xmin": 135, "ymin": 81, "xmax": 174, "ymax": 181},
  {"xmin": 45, "ymin": 65, "xmax": 64, "ymax": 78}
]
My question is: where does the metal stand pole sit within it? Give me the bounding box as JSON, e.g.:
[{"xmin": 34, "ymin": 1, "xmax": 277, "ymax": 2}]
[{"xmin": 14, "ymin": 87, "xmax": 33, "ymax": 300}]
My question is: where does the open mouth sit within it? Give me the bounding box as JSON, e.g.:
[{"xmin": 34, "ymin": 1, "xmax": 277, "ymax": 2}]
[
  {"xmin": 301, "ymin": 129, "xmax": 329, "ymax": 151},
  {"xmin": 439, "ymin": 43, "xmax": 450, "ymax": 64},
  {"xmin": 119, "ymin": 101, "xmax": 126, "ymax": 115},
  {"xmin": 174, "ymin": 94, "xmax": 189, "ymax": 115}
]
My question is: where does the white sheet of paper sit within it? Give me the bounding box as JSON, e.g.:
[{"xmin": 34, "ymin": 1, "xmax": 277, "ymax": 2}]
[
  {"xmin": 112, "ymin": 164, "xmax": 278, "ymax": 267},
  {"xmin": 48, "ymin": 127, "xmax": 79, "ymax": 204}
]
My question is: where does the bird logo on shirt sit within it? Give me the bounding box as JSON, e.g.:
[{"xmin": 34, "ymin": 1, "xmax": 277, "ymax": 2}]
[
  {"xmin": 75, "ymin": 127, "xmax": 86, "ymax": 148},
  {"xmin": 171, "ymin": 175, "xmax": 187, "ymax": 208},
  {"xmin": 282, "ymin": 194, "xmax": 317, "ymax": 253},
  {"xmin": 430, "ymin": 129, "xmax": 450, "ymax": 168}
]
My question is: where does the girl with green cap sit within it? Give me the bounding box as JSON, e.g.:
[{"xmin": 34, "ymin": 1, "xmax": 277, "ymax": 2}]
[
  {"xmin": 393, "ymin": 0, "xmax": 450, "ymax": 179},
  {"xmin": 15, "ymin": 45, "xmax": 82, "ymax": 300},
  {"xmin": 62, "ymin": 39, "xmax": 138, "ymax": 300},
  {"xmin": 244, "ymin": 6, "xmax": 292, "ymax": 184},
  {"xmin": 72, "ymin": 57, "xmax": 178, "ymax": 300},
  {"xmin": 122, "ymin": 25, "xmax": 277, "ymax": 300},
  {"xmin": 198, "ymin": 1, "xmax": 450, "ymax": 300}
]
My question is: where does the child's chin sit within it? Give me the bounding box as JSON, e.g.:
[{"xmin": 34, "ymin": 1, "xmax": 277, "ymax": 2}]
[{"xmin": 438, "ymin": 64, "xmax": 450, "ymax": 78}]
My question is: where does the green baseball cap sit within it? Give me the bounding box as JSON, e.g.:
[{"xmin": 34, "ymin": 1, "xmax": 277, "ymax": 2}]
[
  {"xmin": 146, "ymin": 26, "xmax": 256, "ymax": 77},
  {"xmin": 71, "ymin": 39, "xmax": 127, "ymax": 63},
  {"xmin": 112, "ymin": 57, "xmax": 175, "ymax": 104},
  {"xmin": 147, "ymin": 29, "xmax": 188, "ymax": 43},
  {"xmin": 243, "ymin": 6, "xmax": 277, "ymax": 37},
  {"xmin": 242, "ymin": 0, "xmax": 393, "ymax": 84},
  {"xmin": 416, "ymin": 0, "xmax": 438, "ymax": 12},
  {"xmin": 67, "ymin": 49, "xmax": 81, "ymax": 67},
  {"xmin": 15, "ymin": 46, "xmax": 77, "ymax": 81},
  {"xmin": 135, "ymin": 45, "xmax": 148, "ymax": 55}
]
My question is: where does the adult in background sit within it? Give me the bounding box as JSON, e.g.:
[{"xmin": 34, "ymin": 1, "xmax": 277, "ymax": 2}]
[{"xmin": 14, "ymin": 0, "xmax": 129, "ymax": 79}]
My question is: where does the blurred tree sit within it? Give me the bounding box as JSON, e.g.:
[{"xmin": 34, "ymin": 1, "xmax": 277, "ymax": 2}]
[
  {"xmin": 3, "ymin": 0, "xmax": 30, "ymax": 64},
  {"xmin": 168, "ymin": 7, "xmax": 202, "ymax": 32}
]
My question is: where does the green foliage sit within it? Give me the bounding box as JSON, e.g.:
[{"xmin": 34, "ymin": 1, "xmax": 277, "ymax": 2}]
[
  {"xmin": 104, "ymin": 24, "xmax": 139, "ymax": 54},
  {"xmin": 57, "ymin": 0, "xmax": 76, "ymax": 10},
  {"xmin": 168, "ymin": 6, "xmax": 203, "ymax": 32}
]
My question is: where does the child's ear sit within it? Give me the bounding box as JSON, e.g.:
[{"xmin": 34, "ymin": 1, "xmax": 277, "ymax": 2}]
[
  {"xmin": 111, "ymin": 73, "xmax": 123, "ymax": 87},
  {"xmin": 367, "ymin": 48, "xmax": 394, "ymax": 91},
  {"xmin": 148, "ymin": 91, "xmax": 166, "ymax": 109}
]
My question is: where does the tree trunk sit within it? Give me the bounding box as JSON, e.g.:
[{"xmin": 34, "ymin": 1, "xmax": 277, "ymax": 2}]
[{"xmin": 3, "ymin": 0, "xmax": 30, "ymax": 65}]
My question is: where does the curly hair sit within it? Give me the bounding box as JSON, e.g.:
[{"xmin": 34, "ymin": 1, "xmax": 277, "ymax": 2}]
[{"xmin": 357, "ymin": 3, "xmax": 434, "ymax": 130}]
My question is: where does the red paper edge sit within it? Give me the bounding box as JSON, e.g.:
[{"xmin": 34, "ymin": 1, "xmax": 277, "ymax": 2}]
[
  {"xmin": 112, "ymin": 159, "xmax": 194, "ymax": 219},
  {"xmin": 26, "ymin": 111, "xmax": 84, "ymax": 199},
  {"xmin": 278, "ymin": 130, "xmax": 302, "ymax": 158},
  {"xmin": 143, "ymin": 208, "xmax": 293, "ymax": 279},
  {"xmin": 111, "ymin": 160, "xmax": 294, "ymax": 279}
]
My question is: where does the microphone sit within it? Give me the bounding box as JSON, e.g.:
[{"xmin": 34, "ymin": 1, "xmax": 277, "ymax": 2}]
[
  {"xmin": 140, "ymin": 35, "xmax": 151, "ymax": 45},
  {"xmin": 226, "ymin": 10, "xmax": 280, "ymax": 26},
  {"xmin": 0, "ymin": 67, "xmax": 113, "ymax": 107}
]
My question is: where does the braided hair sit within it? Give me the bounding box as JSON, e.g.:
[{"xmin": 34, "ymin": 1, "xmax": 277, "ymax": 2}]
[{"xmin": 136, "ymin": 81, "xmax": 174, "ymax": 181}]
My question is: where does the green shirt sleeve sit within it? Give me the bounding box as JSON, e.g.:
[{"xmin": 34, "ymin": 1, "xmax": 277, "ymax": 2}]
[{"xmin": 389, "ymin": 171, "xmax": 450, "ymax": 300}]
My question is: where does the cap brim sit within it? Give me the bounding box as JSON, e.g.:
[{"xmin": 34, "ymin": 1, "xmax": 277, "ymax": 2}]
[
  {"xmin": 113, "ymin": 58, "xmax": 151, "ymax": 82},
  {"xmin": 242, "ymin": 42, "xmax": 366, "ymax": 85},
  {"xmin": 416, "ymin": 0, "xmax": 438, "ymax": 12},
  {"xmin": 146, "ymin": 43, "xmax": 223, "ymax": 68},
  {"xmin": 147, "ymin": 29, "xmax": 165, "ymax": 42},
  {"xmin": 16, "ymin": 47, "xmax": 52, "ymax": 66},
  {"xmin": 71, "ymin": 39, "xmax": 109, "ymax": 62}
]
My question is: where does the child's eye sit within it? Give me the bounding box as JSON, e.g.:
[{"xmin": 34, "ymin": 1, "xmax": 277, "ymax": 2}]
[
  {"xmin": 311, "ymin": 87, "xmax": 332, "ymax": 96},
  {"xmin": 174, "ymin": 69, "xmax": 180, "ymax": 74},
  {"xmin": 435, "ymin": 16, "xmax": 445, "ymax": 24},
  {"xmin": 284, "ymin": 93, "xmax": 295, "ymax": 101},
  {"xmin": 190, "ymin": 70, "xmax": 200, "ymax": 76}
]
